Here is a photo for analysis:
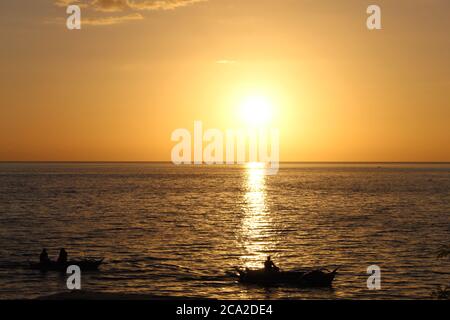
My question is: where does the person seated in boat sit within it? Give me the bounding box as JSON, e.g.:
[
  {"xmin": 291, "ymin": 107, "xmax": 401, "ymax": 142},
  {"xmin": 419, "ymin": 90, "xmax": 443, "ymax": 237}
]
[
  {"xmin": 40, "ymin": 248, "xmax": 51, "ymax": 265},
  {"xmin": 264, "ymin": 256, "xmax": 279, "ymax": 273},
  {"xmin": 57, "ymin": 248, "xmax": 68, "ymax": 264}
]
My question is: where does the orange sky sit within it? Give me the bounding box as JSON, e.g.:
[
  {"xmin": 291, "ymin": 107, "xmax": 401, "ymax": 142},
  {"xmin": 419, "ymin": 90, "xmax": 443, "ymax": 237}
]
[{"xmin": 0, "ymin": 0, "xmax": 449, "ymax": 161}]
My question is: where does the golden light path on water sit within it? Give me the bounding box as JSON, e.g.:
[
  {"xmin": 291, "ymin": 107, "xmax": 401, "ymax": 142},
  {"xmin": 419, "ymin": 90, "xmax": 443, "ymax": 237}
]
[{"xmin": 240, "ymin": 162, "xmax": 275, "ymax": 269}]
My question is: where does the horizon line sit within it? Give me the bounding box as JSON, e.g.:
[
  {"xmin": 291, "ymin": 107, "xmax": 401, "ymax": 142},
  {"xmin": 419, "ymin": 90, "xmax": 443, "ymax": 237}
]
[{"xmin": 1, "ymin": 161, "xmax": 449, "ymax": 164}]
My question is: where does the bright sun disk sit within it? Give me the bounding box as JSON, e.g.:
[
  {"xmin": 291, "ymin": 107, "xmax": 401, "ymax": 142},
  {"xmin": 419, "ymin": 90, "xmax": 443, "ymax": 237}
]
[{"xmin": 239, "ymin": 95, "xmax": 273, "ymax": 126}]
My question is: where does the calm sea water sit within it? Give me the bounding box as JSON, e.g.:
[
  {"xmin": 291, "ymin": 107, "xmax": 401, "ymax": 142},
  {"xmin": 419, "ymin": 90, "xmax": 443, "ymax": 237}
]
[{"xmin": 0, "ymin": 163, "xmax": 448, "ymax": 300}]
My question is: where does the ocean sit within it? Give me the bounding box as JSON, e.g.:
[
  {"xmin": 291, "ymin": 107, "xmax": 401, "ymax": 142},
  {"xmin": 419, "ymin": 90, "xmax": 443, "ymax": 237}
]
[{"xmin": 0, "ymin": 162, "xmax": 448, "ymax": 299}]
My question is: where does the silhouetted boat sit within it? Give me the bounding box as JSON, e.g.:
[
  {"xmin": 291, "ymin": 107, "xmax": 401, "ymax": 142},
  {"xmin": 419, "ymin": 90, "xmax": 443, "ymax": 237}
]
[
  {"xmin": 236, "ymin": 267, "xmax": 338, "ymax": 287},
  {"xmin": 29, "ymin": 258, "xmax": 104, "ymax": 272}
]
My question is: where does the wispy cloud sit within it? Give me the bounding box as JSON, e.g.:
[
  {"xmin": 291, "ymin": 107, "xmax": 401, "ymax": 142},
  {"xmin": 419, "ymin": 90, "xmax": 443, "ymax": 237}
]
[
  {"xmin": 83, "ymin": 13, "xmax": 144, "ymax": 26},
  {"xmin": 127, "ymin": 0, "xmax": 206, "ymax": 11},
  {"xmin": 54, "ymin": 0, "xmax": 88, "ymax": 8},
  {"xmin": 54, "ymin": 0, "xmax": 205, "ymax": 12},
  {"xmin": 46, "ymin": 12, "xmax": 144, "ymax": 27},
  {"xmin": 216, "ymin": 60, "xmax": 237, "ymax": 65},
  {"xmin": 53, "ymin": 0, "xmax": 206, "ymax": 26},
  {"xmin": 92, "ymin": 0, "xmax": 130, "ymax": 12}
]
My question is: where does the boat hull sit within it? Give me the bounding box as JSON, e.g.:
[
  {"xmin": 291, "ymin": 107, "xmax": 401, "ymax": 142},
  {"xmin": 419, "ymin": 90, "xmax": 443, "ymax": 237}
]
[{"xmin": 237, "ymin": 268, "xmax": 337, "ymax": 287}]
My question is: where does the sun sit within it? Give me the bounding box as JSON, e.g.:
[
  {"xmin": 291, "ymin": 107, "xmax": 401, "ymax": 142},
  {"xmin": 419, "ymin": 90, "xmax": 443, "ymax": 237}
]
[{"xmin": 239, "ymin": 95, "xmax": 273, "ymax": 126}]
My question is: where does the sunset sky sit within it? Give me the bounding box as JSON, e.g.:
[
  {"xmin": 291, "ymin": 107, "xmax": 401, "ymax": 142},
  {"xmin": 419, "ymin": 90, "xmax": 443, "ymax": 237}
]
[{"xmin": 0, "ymin": 0, "xmax": 449, "ymax": 162}]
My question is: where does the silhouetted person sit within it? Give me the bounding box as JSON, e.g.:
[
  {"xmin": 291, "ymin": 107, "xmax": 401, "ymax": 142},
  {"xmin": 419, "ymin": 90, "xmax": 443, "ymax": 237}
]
[
  {"xmin": 264, "ymin": 256, "xmax": 278, "ymax": 272},
  {"xmin": 40, "ymin": 249, "xmax": 50, "ymax": 265},
  {"xmin": 57, "ymin": 248, "xmax": 68, "ymax": 264}
]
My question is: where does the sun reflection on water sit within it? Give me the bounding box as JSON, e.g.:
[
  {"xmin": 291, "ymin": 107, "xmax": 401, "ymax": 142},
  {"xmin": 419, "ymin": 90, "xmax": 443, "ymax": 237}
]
[{"xmin": 239, "ymin": 163, "xmax": 275, "ymax": 269}]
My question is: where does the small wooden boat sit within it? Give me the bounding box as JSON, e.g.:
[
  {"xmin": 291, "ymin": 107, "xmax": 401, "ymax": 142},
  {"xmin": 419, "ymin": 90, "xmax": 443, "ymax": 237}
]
[
  {"xmin": 236, "ymin": 267, "xmax": 338, "ymax": 287},
  {"xmin": 29, "ymin": 259, "xmax": 104, "ymax": 272}
]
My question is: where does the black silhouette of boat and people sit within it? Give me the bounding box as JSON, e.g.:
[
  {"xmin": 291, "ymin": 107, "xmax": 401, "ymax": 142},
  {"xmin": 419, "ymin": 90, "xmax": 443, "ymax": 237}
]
[
  {"xmin": 236, "ymin": 256, "xmax": 339, "ymax": 287},
  {"xmin": 29, "ymin": 248, "xmax": 104, "ymax": 272},
  {"xmin": 31, "ymin": 250, "xmax": 337, "ymax": 287}
]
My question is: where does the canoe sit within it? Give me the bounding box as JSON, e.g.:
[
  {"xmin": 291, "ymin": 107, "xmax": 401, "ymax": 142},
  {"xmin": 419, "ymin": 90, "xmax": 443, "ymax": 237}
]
[
  {"xmin": 29, "ymin": 259, "xmax": 104, "ymax": 272},
  {"xmin": 236, "ymin": 267, "xmax": 338, "ymax": 287}
]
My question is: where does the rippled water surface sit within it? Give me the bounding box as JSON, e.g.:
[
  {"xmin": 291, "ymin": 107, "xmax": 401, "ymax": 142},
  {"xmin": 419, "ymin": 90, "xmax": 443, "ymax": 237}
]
[{"xmin": 0, "ymin": 163, "xmax": 449, "ymax": 299}]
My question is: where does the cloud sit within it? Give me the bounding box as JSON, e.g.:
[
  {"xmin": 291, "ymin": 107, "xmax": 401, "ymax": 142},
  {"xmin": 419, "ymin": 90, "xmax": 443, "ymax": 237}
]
[
  {"xmin": 54, "ymin": 0, "xmax": 88, "ymax": 7},
  {"xmin": 46, "ymin": 12, "xmax": 144, "ymax": 26},
  {"xmin": 54, "ymin": 0, "xmax": 206, "ymax": 12},
  {"xmin": 53, "ymin": 0, "xmax": 205, "ymax": 26},
  {"xmin": 128, "ymin": 0, "xmax": 206, "ymax": 11},
  {"xmin": 216, "ymin": 60, "xmax": 237, "ymax": 65},
  {"xmin": 92, "ymin": 0, "xmax": 131, "ymax": 12},
  {"xmin": 83, "ymin": 13, "xmax": 144, "ymax": 26}
]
